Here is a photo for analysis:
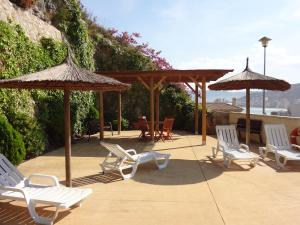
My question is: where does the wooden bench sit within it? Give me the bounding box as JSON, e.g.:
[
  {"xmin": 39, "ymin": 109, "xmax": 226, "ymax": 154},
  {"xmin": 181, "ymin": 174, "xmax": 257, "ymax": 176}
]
[
  {"xmin": 87, "ymin": 119, "xmax": 113, "ymax": 141},
  {"xmin": 236, "ymin": 118, "xmax": 263, "ymax": 143}
]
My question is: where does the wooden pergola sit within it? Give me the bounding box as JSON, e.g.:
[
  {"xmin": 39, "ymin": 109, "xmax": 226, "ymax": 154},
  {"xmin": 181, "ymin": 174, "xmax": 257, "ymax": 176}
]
[{"xmin": 99, "ymin": 69, "xmax": 233, "ymax": 144}]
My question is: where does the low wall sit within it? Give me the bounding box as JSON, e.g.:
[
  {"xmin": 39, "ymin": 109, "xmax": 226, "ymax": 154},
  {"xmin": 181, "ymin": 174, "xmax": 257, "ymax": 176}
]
[
  {"xmin": 229, "ymin": 112, "xmax": 300, "ymax": 144},
  {"xmin": 0, "ymin": 0, "xmax": 62, "ymax": 42}
]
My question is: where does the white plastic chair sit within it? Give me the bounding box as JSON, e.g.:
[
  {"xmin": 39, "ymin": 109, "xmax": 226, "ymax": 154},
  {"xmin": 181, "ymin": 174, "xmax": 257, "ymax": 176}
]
[
  {"xmin": 100, "ymin": 142, "xmax": 170, "ymax": 179},
  {"xmin": 213, "ymin": 125, "xmax": 259, "ymax": 168},
  {"xmin": 0, "ymin": 154, "xmax": 92, "ymax": 225},
  {"xmin": 261, "ymin": 124, "xmax": 300, "ymax": 168}
]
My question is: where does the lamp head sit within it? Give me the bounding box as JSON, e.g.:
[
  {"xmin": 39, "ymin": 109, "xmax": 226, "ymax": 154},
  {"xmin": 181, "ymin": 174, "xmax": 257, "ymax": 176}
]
[{"xmin": 259, "ymin": 36, "xmax": 272, "ymax": 47}]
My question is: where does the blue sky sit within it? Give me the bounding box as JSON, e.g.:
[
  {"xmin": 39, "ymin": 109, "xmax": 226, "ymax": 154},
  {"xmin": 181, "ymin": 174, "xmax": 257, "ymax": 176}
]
[{"xmin": 81, "ymin": 0, "xmax": 300, "ymax": 84}]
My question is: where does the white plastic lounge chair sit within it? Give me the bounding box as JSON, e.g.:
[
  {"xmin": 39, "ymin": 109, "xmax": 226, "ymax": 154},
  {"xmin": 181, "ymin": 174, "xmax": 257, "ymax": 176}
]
[
  {"xmin": 100, "ymin": 142, "xmax": 170, "ymax": 179},
  {"xmin": 212, "ymin": 125, "xmax": 259, "ymax": 168},
  {"xmin": 0, "ymin": 154, "xmax": 92, "ymax": 225},
  {"xmin": 261, "ymin": 124, "xmax": 300, "ymax": 168}
]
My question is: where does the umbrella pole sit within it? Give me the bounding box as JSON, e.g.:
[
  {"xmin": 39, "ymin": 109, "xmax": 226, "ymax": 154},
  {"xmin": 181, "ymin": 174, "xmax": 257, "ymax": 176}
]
[
  {"xmin": 64, "ymin": 89, "xmax": 72, "ymax": 187},
  {"xmin": 246, "ymin": 88, "xmax": 250, "ymax": 146}
]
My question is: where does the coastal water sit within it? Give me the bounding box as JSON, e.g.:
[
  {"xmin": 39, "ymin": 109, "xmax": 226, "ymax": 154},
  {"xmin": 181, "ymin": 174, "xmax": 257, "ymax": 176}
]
[{"xmin": 242, "ymin": 107, "xmax": 288, "ymax": 115}]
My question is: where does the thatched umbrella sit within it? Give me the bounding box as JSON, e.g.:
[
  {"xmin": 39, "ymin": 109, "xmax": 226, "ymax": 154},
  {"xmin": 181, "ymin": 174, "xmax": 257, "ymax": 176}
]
[
  {"xmin": 0, "ymin": 58, "xmax": 129, "ymax": 187},
  {"xmin": 209, "ymin": 58, "xmax": 290, "ymax": 145}
]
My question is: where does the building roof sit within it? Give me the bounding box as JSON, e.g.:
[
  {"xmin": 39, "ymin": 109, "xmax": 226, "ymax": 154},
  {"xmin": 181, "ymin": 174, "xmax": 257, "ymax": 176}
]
[{"xmin": 207, "ymin": 102, "xmax": 243, "ymax": 113}]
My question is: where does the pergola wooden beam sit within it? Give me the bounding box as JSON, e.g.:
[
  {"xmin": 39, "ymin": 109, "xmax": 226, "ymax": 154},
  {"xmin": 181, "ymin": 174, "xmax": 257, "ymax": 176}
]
[
  {"xmin": 150, "ymin": 76, "xmax": 155, "ymax": 141},
  {"xmin": 137, "ymin": 76, "xmax": 150, "ymax": 90},
  {"xmin": 194, "ymin": 83, "xmax": 199, "ymax": 135},
  {"xmin": 185, "ymin": 82, "xmax": 201, "ymax": 97},
  {"xmin": 202, "ymin": 77, "xmax": 207, "ymax": 145},
  {"xmin": 99, "ymin": 91, "xmax": 104, "ymax": 140},
  {"xmin": 154, "ymin": 76, "xmax": 166, "ymax": 90},
  {"xmin": 117, "ymin": 92, "xmax": 122, "ymax": 135},
  {"xmin": 189, "ymin": 76, "xmax": 202, "ymax": 89},
  {"xmin": 155, "ymin": 90, "xmax": 160, "ymax": 133}
]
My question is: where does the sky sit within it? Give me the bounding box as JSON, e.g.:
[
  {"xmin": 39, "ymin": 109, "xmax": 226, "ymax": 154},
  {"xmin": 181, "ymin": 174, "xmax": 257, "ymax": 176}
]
[{"xmin": 81, "ymin": 0, "xmax": 300, "ymax": 84}]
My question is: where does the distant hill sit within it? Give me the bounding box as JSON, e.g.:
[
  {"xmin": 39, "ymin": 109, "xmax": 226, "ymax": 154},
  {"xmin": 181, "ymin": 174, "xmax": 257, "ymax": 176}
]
[
  {"xmin": 188, "ymin": 90, "xmax": 245, "ymax": 103},
  {"xmin": 236, "ymin": 83, "xmax": 300, "ymax": 108}
]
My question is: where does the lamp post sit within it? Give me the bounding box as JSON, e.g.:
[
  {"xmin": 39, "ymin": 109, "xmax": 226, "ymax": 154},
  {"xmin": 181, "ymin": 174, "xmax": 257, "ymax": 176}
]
[{"xmin": 259, "ymin": 36, "xmax": 271, "ymax": 114}]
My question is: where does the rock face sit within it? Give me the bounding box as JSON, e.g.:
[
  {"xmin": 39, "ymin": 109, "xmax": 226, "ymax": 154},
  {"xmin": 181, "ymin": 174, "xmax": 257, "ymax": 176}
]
[{"xmin": 0, "ymin": 0, "xmax": 62, "ymax": 42}]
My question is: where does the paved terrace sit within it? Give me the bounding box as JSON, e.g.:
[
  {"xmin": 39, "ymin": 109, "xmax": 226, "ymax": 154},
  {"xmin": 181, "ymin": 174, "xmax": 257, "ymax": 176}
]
[{"xmin": 1, "ymin": 130, "xmax": 300, "ymax": 225}]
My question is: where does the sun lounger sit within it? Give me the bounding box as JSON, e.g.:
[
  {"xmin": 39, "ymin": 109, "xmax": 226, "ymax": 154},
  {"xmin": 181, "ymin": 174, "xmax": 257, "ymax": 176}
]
[
  {"xmin": 100, "ymin": 142, "xmax": 170, "ymax": 179},
  {"xmin": 261, "ymin": 124, "xmax": 300, "ymax": 168},
  {"xmin": 213, "ymin": 125, "xmax": 259, "ymax": 168},
  {"xmin": 0, "ymin": 154, "xmax": 92, "ymax": 225}
]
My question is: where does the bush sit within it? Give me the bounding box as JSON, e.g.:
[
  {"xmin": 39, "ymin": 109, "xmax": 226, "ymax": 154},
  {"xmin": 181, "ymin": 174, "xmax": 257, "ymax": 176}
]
[
  {"xmin": 112, "ymin": 118, "xmax": 129, "ymax": 130},
  {"xmin": 7, "ymin": 113, "xmax": 46, "ymax": 158},
  {"xmin": 0, "ymin": 115, "xmax": 25, "ymax": 165}
]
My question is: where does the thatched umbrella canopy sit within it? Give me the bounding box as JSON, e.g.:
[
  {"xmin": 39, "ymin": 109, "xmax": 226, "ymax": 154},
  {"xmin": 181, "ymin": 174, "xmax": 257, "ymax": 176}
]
[
  {"xmin": 209, "ymin": 58, "xmax": 290, "ymax": 145},
  {"xmin": 0, "ymin": 59, "xmax": 130, "ymax": 187}
]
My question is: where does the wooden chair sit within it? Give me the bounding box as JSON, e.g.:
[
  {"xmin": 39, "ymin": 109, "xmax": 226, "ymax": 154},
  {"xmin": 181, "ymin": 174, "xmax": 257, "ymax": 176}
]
[
  {"xmin": 156, "ymin": 118, "xmax": 175, "ymax": 142},
  {"xmin": 137, "ymin": 117, "xmax": 150, "ymax": 140}
]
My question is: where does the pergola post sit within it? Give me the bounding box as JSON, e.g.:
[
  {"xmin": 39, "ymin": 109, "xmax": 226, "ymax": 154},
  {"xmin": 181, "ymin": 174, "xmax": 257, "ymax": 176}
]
[
  {"xmin": 150, "ymin": 76, "xmax": 155, "ymax": 142},
  {"xmin": 99, "ymin": 91, "xmax": 104, "ymax": 140},
  {"xmin": 64, "ymin": 89, "xmax": 71, "ymax": 187},
  {"xmin": 117, "ymin": 91, "xmax": 122, "ymax": 135},
  {"xmin": 194, "ymin": 82, "xmax": 199, "ymax": 135},
  {"xmin": 246, "ymin": 88, "xmax": 250, "ymax": 145},
  {"xmin": 202, "ymin": 77, "xmax": 207, "ymax": 145},
  {"xmin": 155, "ymin": 90, "xmax": 160, "ymax": 131}
]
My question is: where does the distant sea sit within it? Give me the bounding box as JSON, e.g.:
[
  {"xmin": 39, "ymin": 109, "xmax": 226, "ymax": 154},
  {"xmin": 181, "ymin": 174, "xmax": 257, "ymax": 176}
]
[{"xmin": 242, "ymin": 107, "xmax": 288, "ymax": 115}]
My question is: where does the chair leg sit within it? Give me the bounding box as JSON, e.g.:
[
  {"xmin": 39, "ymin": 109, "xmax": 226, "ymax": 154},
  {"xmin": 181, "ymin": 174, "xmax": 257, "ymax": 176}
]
[
  {"xmin": 259, "ymin": 147, "xmax": 268, "ymax": 159},
  {"xmin": 223, "ymin": 156, "xmax": 232, "ymax": 168},
  {"xmin": 27, "ymin": 200, "xmax": 59, "ymax": 225},
  {"xmin": 119, "ymin": 164, "xmax": 138, "ymax": 179},
  {"xmin": 275, "ymin": 153, "xmax": 287, "ymax": 168},
  {"xmin": 250, "ymin": 158, "xmax": 258, "ymax": 167},
  {"xmin": 212, "ymin": 147, "xmax": 219, "ymax": 158},
  {"xmin": 154, "ymin": 154, "xmax": 170, "ymax": 169}
]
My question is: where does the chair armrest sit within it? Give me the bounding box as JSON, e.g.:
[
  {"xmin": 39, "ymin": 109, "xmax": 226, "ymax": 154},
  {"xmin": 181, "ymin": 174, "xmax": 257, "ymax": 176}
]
[
  {"xmin": 25, "ymin": 173, "xmax": 60, "ymax": 187},
  {"xmin": 0, "ymin": 186, "xmax": 30, "ymax": 201},
  {"xmin": 267, "ymin": 144, "xmax": 278, "ymax": 150},
  {"xmin": 292, "ymin": 144, "xmax": 300, "ymax": 151},
  {"xmin": 240, "ymin": 144, "xmax": 250, "ymax": 152},
  {"xmin": 125, "ymin": 149, "xmax": 137, "ymax": 155}
]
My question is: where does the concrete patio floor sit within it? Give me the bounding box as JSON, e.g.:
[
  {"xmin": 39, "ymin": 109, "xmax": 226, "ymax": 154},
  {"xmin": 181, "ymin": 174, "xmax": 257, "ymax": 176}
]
[{"xmin": 1, "ymin": 130, "xmax": 300, "ymax": 225}]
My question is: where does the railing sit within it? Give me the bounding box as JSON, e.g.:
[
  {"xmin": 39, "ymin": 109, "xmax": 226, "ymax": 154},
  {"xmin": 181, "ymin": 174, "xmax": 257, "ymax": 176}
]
[{"xmin": 229, "ymin": 112, "xmax": 300, "ymax": 144}]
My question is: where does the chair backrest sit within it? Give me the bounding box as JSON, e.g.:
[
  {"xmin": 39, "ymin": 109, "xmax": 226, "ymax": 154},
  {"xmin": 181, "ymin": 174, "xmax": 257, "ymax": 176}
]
[
  {"xmin": 216, "ymin": 125, "xmax": 240, "ymax": 150},
  {"xmin": 163, "ymin": 118, "xmax": 174, "ymax": 132},
  {"xmin": 0, "ymin": 154, "xmax": 25, "ymax": 187},
  {"xmin": 100, "ymin": 142, "xmax": 136, "ymax": 161},
  {"xmin": 138, "ymin": 117, "xmax": 149, "ymax": 131},
  {"xmin": 264, "ymin": 124, "xmax": 291, "ymax": 149}
]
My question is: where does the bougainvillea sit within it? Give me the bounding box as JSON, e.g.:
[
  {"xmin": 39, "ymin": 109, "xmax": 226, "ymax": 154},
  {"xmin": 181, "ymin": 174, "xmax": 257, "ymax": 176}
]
[{"xmin": 108, "ymin": 29, "xmax": 173, "ymax": 70}]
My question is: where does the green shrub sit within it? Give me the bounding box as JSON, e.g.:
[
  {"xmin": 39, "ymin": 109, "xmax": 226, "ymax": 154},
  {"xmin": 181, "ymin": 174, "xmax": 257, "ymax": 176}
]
[
  {"xmin": 112, "ymin": 118, "xmax": 129, "ymax": 130},
  {"xmin": 0, "ymin": 115, "xmax": 25, "ymax": 165},
  {"xmin": 7, "ymin": 113, "xmax": 46, "ymax": 158}
]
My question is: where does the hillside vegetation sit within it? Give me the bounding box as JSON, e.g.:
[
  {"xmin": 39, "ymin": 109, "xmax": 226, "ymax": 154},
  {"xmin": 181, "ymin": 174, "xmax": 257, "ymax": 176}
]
[{"xmin": 0, "ymin": 0, "xmax": 200, "ymax": 164}]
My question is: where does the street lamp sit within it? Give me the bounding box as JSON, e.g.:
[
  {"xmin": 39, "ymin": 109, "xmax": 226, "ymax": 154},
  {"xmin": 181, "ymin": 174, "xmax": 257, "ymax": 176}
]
[{"xmin": 259, "ymin": 36, "xmax": 271, "ymax": 114}]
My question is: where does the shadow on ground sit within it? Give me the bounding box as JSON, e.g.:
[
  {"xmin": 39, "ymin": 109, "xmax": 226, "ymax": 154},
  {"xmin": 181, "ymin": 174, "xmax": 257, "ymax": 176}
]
[
  {"xmin": 0, "ymin": 200, "xmax": 70, "ymax": 225},
  {"xmin": 59, "ymin": 159, "xmax": 223, "ymax": 187}
]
